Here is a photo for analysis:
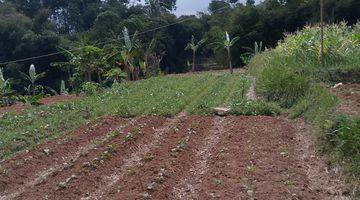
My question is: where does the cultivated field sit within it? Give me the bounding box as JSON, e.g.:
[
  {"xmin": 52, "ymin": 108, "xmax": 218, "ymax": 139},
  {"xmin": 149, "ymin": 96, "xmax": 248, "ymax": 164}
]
[{"xmin": 0, "ymin": 72, "xmax": 351, "ymax": 200}]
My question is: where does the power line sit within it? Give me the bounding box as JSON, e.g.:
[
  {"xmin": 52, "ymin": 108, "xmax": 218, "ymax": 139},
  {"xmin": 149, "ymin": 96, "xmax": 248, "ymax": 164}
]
[{"xmin": 0, "ymin": 5, "xmax": 230, "ymax": 66}]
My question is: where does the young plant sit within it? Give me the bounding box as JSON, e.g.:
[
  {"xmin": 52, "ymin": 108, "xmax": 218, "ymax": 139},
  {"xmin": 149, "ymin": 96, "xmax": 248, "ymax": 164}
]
[
  {"xmin": 185, "ymin": 35, "xmax": 206, "ymax": 72},
  {"xmin": 21, "ymin": 64, "xmax": 45, "ymax": 95},
  {"xmin": 0, "ymin": 68, "xmax": 15, "ymax": 106},
  {"xmin": 60, "ymin": 80, "xmax": 68, "ymax": 95}
]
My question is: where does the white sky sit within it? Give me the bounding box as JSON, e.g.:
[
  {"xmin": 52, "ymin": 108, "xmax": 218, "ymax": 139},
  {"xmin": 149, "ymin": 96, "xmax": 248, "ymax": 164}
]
[{"xmin": 132, "ymin": 0, "xmax": 260, "ymax": 16}]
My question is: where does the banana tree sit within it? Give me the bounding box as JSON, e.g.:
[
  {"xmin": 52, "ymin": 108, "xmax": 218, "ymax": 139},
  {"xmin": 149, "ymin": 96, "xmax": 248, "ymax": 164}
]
[
  {"xmin": 214, "ymin": 32, "xmax": 240, "ymax": 74},
  {"xmin": 119, "ymin": 27, "xmax": 140, "ymax": 81},
  {"xmin": 21, "ymin": 64, "xmax": 46, "ymax": 95},
  {"xmin": 185, "ymin": 35, "xmax": 206, "ymax": 72},
  {"xmin": 224, "ymin": 32, "xmax": 240, "ymax": 74}
]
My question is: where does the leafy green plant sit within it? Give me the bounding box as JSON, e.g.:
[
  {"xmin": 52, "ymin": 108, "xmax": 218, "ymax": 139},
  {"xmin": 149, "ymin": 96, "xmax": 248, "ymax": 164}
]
[
  {"xmin": 21, "ymin": 64, "xmax": 45, "ymax": 95},
  {"xmin": 104, "ymin": 68, "xmax": 127, "ymax": 84},
  {"xmin": 185, "ymin": 35, "xmax": 206, "ymax": 72},
  {"xmin": 256, "ymin": 62, "xmax": 310, "ymax": 108},
  {"xmin": 18, "ymin": 93, "xmax": 45, "ymax": 106},
  {"xmin": 241, "ymin": 41, "xmax": 264, "ymax": 65},
  {"xmin": 81, "ymin": 82, "xmax": 100, "ymax": 96},
  {"xmin": 230, "ymin": 100, "xmax": 281, "ymax": 116},
  {"xmin": 0, "ymin": 68, "xmax": 15, "ymax": 106},
  {"xmin": 60, "ymin": 80, "xmax": 68, "ymax": 95}
]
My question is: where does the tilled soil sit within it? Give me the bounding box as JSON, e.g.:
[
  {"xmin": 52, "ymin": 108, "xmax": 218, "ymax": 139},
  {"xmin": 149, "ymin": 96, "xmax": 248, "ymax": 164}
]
[{"xmin": 0, "ymin": 115, "xmax": 349, "ymax": 200}]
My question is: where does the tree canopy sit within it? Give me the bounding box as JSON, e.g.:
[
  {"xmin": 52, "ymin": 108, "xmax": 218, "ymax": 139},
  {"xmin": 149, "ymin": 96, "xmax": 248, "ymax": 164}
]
[{"xmin": 0, "ymin": 0, "xmax": 359, "ymax": 92}]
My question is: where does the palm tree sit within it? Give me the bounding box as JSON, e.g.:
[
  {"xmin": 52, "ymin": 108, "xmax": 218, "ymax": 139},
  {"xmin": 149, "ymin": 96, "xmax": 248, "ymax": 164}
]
[{"xmin": 185, "ymin": 35, "xmax": 206, "ymax": 72}]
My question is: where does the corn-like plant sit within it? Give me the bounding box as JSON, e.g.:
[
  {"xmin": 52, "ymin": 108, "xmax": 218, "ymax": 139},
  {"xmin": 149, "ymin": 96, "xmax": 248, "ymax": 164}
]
[
  {"xmin": 21, "ymin": 64, "xmax": 46, "ymax": 95},
  {"xmin": 185, "ymin": 35, "xmax": 206, "ymax": 72},
  {"xmin": 60, "ymin": 80, "xmax": 68, "ymax": 95}
]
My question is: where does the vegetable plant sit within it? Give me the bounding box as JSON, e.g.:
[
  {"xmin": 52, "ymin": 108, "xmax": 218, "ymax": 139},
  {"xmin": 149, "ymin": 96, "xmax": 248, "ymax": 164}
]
[{"xmin": 0, "ymin": 68, "xmax": 15, "ymax": 106}]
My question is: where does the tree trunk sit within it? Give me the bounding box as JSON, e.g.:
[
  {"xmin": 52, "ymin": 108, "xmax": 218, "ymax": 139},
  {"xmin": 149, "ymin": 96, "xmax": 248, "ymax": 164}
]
[
  {"xmin": 227, "ymin": 48, "xmax": 233, "ymax": 74},
  {"xmin": 97, "ymin": 71, "xmax": 102, "ymax": 84},
  {"xmin": 192, "ymin": 51, "xmax": 196, "ymax": 72}
]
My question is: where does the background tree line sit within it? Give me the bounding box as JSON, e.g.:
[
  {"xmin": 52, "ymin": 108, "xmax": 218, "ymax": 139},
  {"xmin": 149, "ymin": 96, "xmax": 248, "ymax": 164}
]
[{"xmin": 0, "ymin": 0, "xmax": 359, "ymax": 93}]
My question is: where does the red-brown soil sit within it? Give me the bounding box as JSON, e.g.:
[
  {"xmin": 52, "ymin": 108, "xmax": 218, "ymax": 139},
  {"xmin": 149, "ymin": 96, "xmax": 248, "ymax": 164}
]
[
  {"xmin": 0, "ymin": 115, "xmax": 350, "ymax": 200},
  {"xmin": 330, "ymin": 84, "xmax": 360, "ymax": 117},
  {"xmin": 0, "ymin": 94, "xmax": 82, "ymax": 116}
]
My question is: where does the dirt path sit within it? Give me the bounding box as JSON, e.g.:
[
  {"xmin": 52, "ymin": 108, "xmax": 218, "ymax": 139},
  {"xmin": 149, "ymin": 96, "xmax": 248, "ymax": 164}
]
[{"xmin": 0, "ymin": 115, "xmax": 350, "ymax": 200}]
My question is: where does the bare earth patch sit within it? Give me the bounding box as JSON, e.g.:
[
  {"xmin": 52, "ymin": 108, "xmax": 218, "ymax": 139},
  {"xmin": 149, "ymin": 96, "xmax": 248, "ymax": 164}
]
[{"xmin": 0, "ymin": 115, "xmax": 351, "ymax": 200}]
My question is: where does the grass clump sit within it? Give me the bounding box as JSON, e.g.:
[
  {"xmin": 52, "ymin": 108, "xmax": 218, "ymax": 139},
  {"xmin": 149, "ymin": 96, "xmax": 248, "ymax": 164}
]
[
  {"xmin": 290, "ymin": 85, "xmax": 338, "ymax": 123},
  {"xmin": 326, "ymin": 116, "xmax": 360, "ymax": 192},
  {"xmin": 256, "ymin": 62, "xmax": 310, "ymax": 108},
  {"xmin": 230, "ymin": 100, "xmax": 281, "ymax": 116}
]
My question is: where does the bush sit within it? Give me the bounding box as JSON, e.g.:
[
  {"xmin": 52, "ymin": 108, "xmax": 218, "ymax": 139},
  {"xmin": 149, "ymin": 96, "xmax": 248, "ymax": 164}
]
[
  {"xmin": 81, "ymin": 82, "xmax": 100, "ymax": 96},
  {"xmin": 256, "ymin": 61, "xmax": 310, "ymax": 108},
  {"xmin": 230, "ymin": 100, "xmax": 281, "ymax": 116}
]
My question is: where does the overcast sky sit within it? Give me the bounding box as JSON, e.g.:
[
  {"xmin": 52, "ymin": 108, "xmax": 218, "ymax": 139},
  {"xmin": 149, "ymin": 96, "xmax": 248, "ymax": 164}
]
[
  {"xmin": 174, "ymin": 0, "xmax": 213, "ymax": 16},
  {"xmin": 134, "ymin": 0, "xmax": 260, "ymax": 16}
]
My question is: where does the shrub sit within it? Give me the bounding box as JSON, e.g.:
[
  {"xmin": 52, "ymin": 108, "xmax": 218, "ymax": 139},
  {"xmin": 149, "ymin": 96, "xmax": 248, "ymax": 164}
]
[
  {"xmin": 256, "ymin": 62, "xmax": 310, "ymax": 108},
  {"xmin": 81, "ymin": 82, "xmax": 100, "ymax": 96},
  {"xmin": 230, "ymin": 100, "xmax": 281, "ymax": 116}
]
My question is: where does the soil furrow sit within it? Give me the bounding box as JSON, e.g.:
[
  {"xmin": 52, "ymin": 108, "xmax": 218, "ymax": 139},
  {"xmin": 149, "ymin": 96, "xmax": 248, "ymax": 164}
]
[
  {"xmin": 172, "ymin": 116, "xmax": 226, "ymax": 199},
  {"xmin": 13, "ymin": 116, "xmax": 162, "ymax": 200},
  {"xmin": 80, "ymin": 114, "xmax": 186, "ymax": 200},
  {"xmin": 128, "ymin": 116, "xmax": 215, "ymax": 200},
  {"xmin": 197, "ymin": 116, "xmax": 318, "ymax": 199},
  {"xmin": 102, "ymin": 116, "xmax": 212, "ymax": 199},
  {"xmin": 0, "ymin": 116, "xmax": 129, "ymax": 199}
]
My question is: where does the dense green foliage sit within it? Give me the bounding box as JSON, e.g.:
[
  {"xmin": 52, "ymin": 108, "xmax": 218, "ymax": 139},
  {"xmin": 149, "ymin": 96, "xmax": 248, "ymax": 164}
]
[
  {"xmin": 250, "ymin": 23, "xmax": 360, "ymax": 108},
  {"xmin": 0, "ymin": 0, "xmax": 359, "ymax": 94}
]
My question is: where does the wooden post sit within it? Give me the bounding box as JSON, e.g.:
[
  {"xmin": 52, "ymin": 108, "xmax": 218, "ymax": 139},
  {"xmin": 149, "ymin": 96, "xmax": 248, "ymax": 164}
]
[{"xmin": 320, "ymin": 0, "xmax": 324, "ymax": 68}]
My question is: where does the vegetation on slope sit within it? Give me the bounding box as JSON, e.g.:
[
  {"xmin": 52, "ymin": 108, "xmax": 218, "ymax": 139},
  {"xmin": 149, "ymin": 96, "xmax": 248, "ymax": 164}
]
[{"xmin": 248, "ymin": 23, "xmax": 360, "ymax": 194}]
